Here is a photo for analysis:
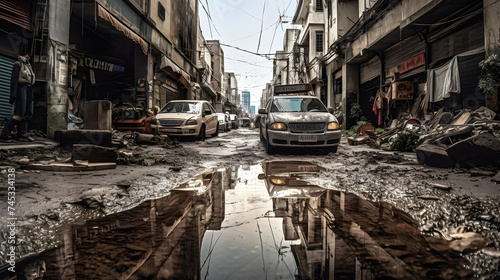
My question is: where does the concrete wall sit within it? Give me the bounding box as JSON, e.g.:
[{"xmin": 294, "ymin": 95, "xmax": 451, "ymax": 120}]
[
  {"xmin": 484, "ymin": 0, "xmax": 500, "ymax": 56},
  {"xmin": 46, "ymin": 0, "xmax": 71, "ymax": 138}
]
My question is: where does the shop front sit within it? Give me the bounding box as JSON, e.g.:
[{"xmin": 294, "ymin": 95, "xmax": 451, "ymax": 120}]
[{"xmin": 69, "ymin": 2, "xmax": 151, "ymax": 132}]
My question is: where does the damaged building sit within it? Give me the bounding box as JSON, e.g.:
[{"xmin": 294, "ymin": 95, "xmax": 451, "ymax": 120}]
[
  {"xmin": 269, "ymin": 0, "xmax": 500, "ymax": 167},
  {"xmin": 0, "ymin": 0, "xmax": 239, "ymax": 138},
  {"xmin": 272, "ymin": 0, "xmax": 499, "ymax": 128}
]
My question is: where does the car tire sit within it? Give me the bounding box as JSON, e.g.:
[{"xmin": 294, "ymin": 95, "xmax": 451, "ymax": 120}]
[
  {"xmin": 213, "ymin": 124, "xmax": 219, "ymax": 137},
  {"xmin": 324, "ymin": 146, "xmax": 338, "ymax": 154},
  {"xmin": 197, "ymin": 125, "xmax": 206, "ymax": 141},
  {"xmin": 265, "ymin": 134, "xmax": 275, "ymax": 154}
]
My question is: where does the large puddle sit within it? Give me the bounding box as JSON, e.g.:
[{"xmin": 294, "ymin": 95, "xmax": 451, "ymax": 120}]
[{"xmin": 1, "ymin": 161, "xmax": 483, "ymax": 279}]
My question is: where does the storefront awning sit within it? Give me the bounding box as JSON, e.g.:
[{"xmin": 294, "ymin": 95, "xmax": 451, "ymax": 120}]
[
  {"xmin": 201, "ymin": 82, "xmax": 217, "ymax": 97},
  {"xmin": 160, "ymin": 55, "xmax": 191, "ymax": 87},
  {"xmin": 97, "ymin": 4, "xmax": 148, "ymax": 55}
]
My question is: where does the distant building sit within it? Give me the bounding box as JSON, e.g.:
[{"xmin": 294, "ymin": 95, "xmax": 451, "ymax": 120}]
[
  {"xmin": 242, "ymin": 91, "xmax": 251, "ymax": 114},
  {"xmin": 250, "ymin": 106, "xmax": 256, "ymax": 116}
]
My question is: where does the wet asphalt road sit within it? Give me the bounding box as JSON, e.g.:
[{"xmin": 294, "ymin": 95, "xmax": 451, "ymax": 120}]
[{"xmin": 0, "ymin": 128, "xmax": 499, "ymax": 279}]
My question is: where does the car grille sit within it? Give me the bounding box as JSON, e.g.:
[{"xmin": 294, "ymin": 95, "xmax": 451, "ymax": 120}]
[
  {"xmin": 159, "ymin": 119, "xmax": 184, "ymax": 126},
  {"xmin": 288, "ymin": 122, "xmax": 325, "ymax": 132}
]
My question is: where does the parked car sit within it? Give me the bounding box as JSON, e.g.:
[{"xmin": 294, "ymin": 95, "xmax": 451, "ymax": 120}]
[
  {"xmin": 239, "ymin": 117, "xmax": 251, "ymax": 128},
  {"xmin": 229, "ymin": 114, "xmax": 239, "ymax": 129},
  {"xmin": 152, "ymin": 100, "xmax": 219, "ymax": 141},
  {"xmin": 216, "ymin": 113, "xmax": 230, "ymax": 132},
  {"xmin": 259, "ymin": 83, "xmax": 341, "ymax": 154}
]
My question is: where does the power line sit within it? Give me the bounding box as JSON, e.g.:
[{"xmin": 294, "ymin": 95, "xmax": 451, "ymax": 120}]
[
  {"xmin": 256, "ymin": 0, "xmax": 267, "ymax": 53},
  {"xmin": 199, "ymin": 0, "xmax": 221, "ymax": 37}
]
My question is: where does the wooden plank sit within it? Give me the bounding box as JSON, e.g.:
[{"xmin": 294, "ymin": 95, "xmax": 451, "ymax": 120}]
[{"xmin": 26, "ymin": 162, "xmax": 117, "ymax": 172}]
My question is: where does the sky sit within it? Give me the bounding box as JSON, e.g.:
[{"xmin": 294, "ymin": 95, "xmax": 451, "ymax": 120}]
[{"xmin": 198, "ymin": 0, "xmax": 299, "ymax": 107}]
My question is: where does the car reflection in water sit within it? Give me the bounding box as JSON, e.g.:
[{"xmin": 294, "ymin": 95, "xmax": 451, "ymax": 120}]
[{"xmin": 4, "ymin": 162, "xmax": 479, "ymax": 279}]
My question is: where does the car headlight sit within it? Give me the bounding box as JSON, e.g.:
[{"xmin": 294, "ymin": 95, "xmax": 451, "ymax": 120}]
[
  {"xmin": 270, "ymin": 178, "xmax": 286, "ymax": 185},
  {"xmin": 270, "ymin": 122, "xmax": 287, "ymax": 131},
  {"xmin": 185, "ymin": 118, "xmax": 198, "ymax": 126},
  {"xmin": 327, "ymin": 122, "xmax": 340, "ymax": 130}
]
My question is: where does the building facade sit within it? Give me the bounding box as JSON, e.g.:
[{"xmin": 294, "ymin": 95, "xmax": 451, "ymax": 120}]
[
  {"xmin": 276, "ymin": 0, "xmax": 500, "ymax": 128},
  {"xmin": 0, "ymin": 0, "xmax": 234, "ymax": 138}
]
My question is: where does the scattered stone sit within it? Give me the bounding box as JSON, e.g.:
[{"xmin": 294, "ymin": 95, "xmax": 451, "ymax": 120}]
[
  {"xmin": 431, "ymin": 183, "xmax": 452, "ymax": 191},
  {"xmin": 470, "ymin": 168, "xmax": 496, "ymax": 177},
  {"xmin": 418, "ymin": 195, "xmax": 441, "ymax": 200},
  {"xmin": 117, "ymin": 180, "xmax": 132, "ymax": 188},
  {"xmin": 482, "ymin": 248, "xmax": 500, "ymax": 257},
  {"xmin": 449, "ymin": 232, "xmax": 487, "ymax": 254},
  {"xmin": 18, "ymin": 158, "xmax": 30, "ymax": 164}
]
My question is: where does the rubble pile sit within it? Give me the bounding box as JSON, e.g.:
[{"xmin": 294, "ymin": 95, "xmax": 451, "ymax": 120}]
[{"xmin": 360, "ymin": 106, "xmax": 500, "ymax": 168}]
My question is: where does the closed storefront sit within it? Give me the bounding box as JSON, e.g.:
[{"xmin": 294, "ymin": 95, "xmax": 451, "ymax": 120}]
[
  {"xmin": 359, "ymin": 56, "xmax": 381, "ymax": 127},
  {"xmin": 385, "ymin": 34, "xmax": 426, "ymax": 83},
  {"xmin": 427, "ymin": 12, "xmax": 485, "ymax": 110},
  {"xmin": 0, "ymin": 55, "xmax": 15, "ymax": 120}
]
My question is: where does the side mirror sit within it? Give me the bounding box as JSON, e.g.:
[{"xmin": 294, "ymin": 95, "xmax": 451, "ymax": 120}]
[
  {"xmin": 258, "ymin": 108, "xmax": 267, "ymax": 115},
  {"xmin": 327, "ymin": 108, "xmax": 335, "ymax": 114},
  {"xmin": 203, "ymin": 109, "xmax": 212, "ymax": 116}
]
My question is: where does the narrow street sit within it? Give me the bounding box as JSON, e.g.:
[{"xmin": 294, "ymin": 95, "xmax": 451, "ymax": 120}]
[{"xmin": 1, "ymin": 128, "xmax": 499, "ymax": 279}]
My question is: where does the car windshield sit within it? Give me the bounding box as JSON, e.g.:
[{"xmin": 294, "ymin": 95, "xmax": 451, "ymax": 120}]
[
  {"xmin": 160, "ymin": 102, "xmax": 200, "ymax": 114},
  {"xmin": 271, "ymin": 98, "xmax": 327, "ymax": 113}
]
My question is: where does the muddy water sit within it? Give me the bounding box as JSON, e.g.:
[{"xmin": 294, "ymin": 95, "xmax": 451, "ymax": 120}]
[{"xmin": 1, "ymin": 161, "xmax": 481, "ymax": 279}]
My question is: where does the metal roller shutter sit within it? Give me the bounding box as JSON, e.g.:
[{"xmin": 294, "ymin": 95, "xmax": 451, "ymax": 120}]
[
  {"xmin": 360, "ymin": 56, "xmax": 381, "ymax": 84},
  {"xmin": 0, "ymin": 56, "xmax": 15, "ymax": 120},
  {"xmin": 0, "ymin": 0, "xmax": 32, "ymax": 31},
  {"xmin": 430, "ymin": 20, "xmax": 484, "ymax": 67},
  {"xmin": 385, "ymin": 35, "xmax": 425, "ymax": 78}
]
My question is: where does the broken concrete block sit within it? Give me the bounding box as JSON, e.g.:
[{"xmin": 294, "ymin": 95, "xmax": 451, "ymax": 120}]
[
  {"xmin": 446, "ymin": 133, "xmax": 500, "ymax": 168},
  {"xmin": 72, "ymin": 144, "xmax": 117, "ymax": 163},
  {"xmin": 54, "ymin": 130, "xmax": 112, "ymax": 150},
  {"xmin": 492, "ymin": 171, "xmax": 500, "ymax": 183},
  {"xmin": 415, "ymin": 143, "xmax": 456, "ymax": 168},
  {"xmin": 135, "ymin": 133, "xmax": 155, "ymax": 144}
]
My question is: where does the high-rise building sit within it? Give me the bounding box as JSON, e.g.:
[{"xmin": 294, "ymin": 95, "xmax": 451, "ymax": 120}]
[{"xmin": 242, "ymin": 91, "xmax": 251, "ymax": 114}]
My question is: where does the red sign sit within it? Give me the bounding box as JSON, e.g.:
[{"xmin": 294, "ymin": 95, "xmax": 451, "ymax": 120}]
[{"xmin": 399, "ymin": 53, "xmax": 425, "ymax": 73}]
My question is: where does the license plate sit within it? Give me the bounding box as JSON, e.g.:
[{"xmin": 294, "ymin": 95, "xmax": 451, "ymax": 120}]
[
  {"xmin": 163, "ymin": 129, "xmax": 179, "ymax": 133},
  {"xmin": 298, "ymin": 135, "xmax": 317, "ymax": 142}
]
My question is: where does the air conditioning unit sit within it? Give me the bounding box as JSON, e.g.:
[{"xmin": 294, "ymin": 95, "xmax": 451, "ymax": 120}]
[{"xmin": 391, "ymin": 81, "xmax": 414, "ymax": 100}]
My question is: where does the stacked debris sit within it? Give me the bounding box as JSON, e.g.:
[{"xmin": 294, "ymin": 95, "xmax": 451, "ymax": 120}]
[{"xmin": 365, "ymin": 106, "xmax": 500, "ymax": 168}]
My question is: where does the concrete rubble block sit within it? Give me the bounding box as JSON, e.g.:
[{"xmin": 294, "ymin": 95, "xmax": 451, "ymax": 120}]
[
  {"xmin": 446, "ymin": 133, "xmax": 500, "ymax": 168},
  {"xmin": 492, "ymin": 171, "xmax": 500, "ymax": 183},
  {"xmin": 54, "ymin": 130, "xmax": 112, "ymax": 150},
  {"xmin": 415, "ymin": 143, "xmax": 456, "ymax": 168},
  {"xmin": 72, "ymin": 144, "xmax": 117, "ymax": 163}
]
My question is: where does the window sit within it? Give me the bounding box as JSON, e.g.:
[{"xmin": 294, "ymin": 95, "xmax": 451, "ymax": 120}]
[
  {"xmin": 316, "ymin": 31, "xmax": 324, "ymax": 53},
  {"xmin": 316, "ymin": 0, "xmax": 324, "ymax": 11},
  {"xmin": 158, "ymin": 2, "xmax": 165, "ymax": 21}
]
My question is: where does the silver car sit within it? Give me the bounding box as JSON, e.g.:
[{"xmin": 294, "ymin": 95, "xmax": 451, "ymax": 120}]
[{"xmin": 258, "ymin": 95, "xmax": 341, "ymax": 154}]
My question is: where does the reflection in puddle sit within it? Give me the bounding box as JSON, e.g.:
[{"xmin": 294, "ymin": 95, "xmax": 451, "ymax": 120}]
[{"xmin": 2, "ymin": 161, "xmax": 478, "ymax": 279}]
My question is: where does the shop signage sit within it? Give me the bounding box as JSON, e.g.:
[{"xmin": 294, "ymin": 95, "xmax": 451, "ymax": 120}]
[
  {"xmin": 84, "ymin": 57, "xmax": 125, "ymax": 73},
  {"xmin": 399, "ymin": 53, "xmax": 425, "ymax": 73}
]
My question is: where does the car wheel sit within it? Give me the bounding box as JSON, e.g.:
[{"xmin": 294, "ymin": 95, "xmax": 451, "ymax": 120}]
[
  {"xmin": 324, "ymin": 146, "xmax": 338, "ymax": 154},
  {"xmin": 213, "ymin": 124, "xmax": 219, "ymax": 137},
  {"xmin": 197, "ymin": 125, "xmax": 206, "ymax": 141},
  {"xmin": 265, "ymin": 134, "xmax": 275, "ymax": 154}
]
